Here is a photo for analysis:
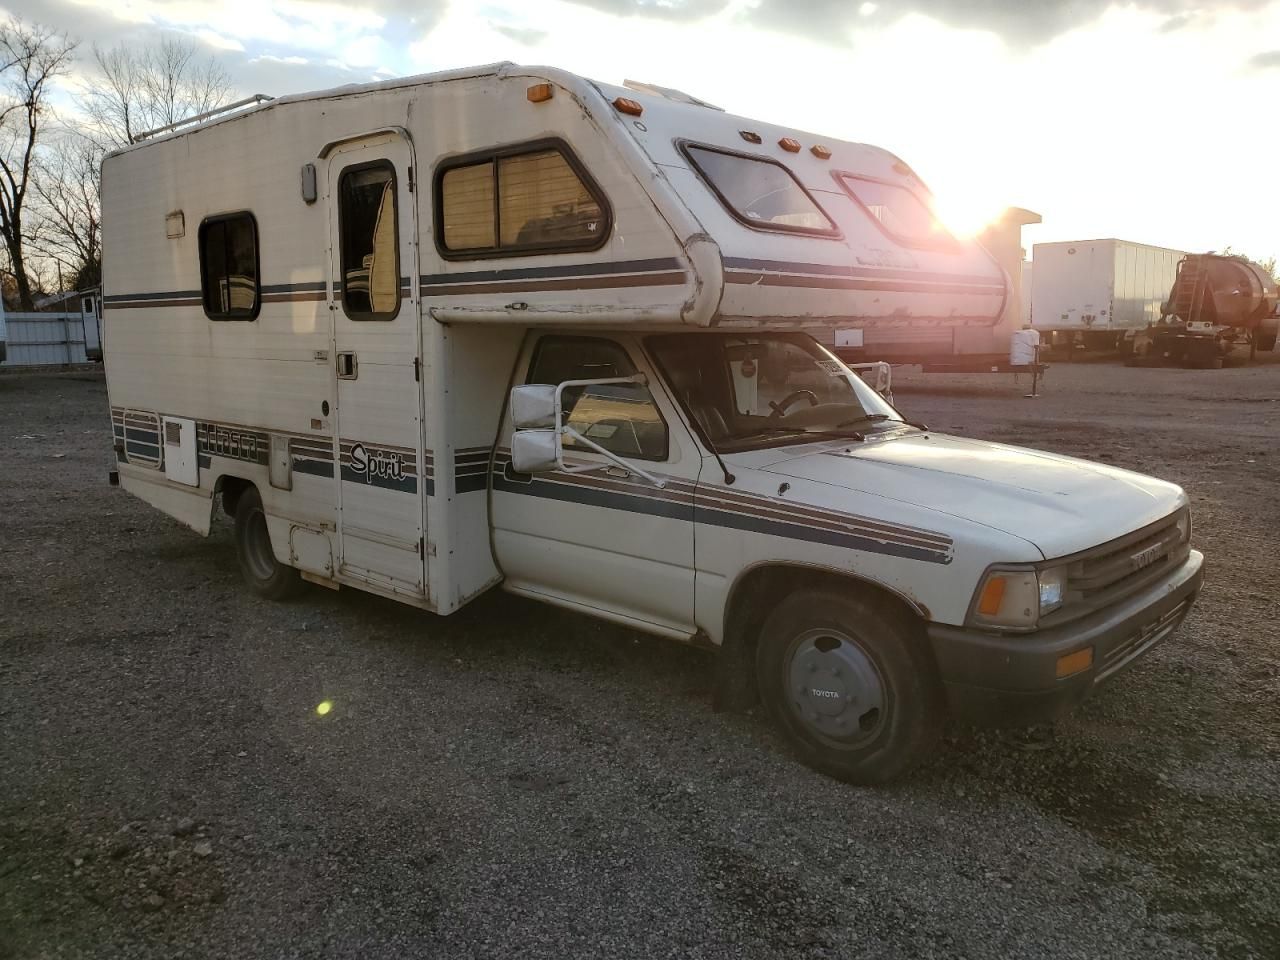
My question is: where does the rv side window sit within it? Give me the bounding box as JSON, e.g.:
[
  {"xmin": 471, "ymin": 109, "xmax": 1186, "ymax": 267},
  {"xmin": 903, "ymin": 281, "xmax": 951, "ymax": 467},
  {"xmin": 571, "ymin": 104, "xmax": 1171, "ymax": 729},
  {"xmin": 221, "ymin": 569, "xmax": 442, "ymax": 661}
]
[
  {"xmin": 198, "ymin": 213, "xmax": 260, "ymax": 320},
  {"xmin": 527, "ymin": 337, "xmax": 668, "ymax": 461},
  {"xmin": 836, "ymin": 174, "xmax": 954, "ymax": 248},
  {"xmin": 436, "ymin": 141, "xmax": 609, "ymax": 258},
  {"xmin": 682, "ymin": 144, "xmax": 837, "ymax": 236},
  {"xmin": 338, "ymin": 162, "xmax": 401, "ymax": 321}
]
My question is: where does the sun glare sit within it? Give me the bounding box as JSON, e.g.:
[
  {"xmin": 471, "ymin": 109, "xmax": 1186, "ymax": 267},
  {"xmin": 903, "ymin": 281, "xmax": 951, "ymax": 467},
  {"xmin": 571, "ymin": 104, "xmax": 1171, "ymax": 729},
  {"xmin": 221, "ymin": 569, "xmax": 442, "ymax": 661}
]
[{"xmin": 931, "ymin": 193, "xmax": 1006, "ymax": 239}]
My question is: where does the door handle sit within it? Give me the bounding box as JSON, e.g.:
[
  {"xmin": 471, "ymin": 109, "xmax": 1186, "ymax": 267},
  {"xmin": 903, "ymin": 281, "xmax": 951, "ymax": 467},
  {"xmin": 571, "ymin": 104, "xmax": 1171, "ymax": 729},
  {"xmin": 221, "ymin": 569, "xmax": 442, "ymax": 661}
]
[{"xmin": 336, "ymin": 352, "xmax": 358, "ymax": 379}]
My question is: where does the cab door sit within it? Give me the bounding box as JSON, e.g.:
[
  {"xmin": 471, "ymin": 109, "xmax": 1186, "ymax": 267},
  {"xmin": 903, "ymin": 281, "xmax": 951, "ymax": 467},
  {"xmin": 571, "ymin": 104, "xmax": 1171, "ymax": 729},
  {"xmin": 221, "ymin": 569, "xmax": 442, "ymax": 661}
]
[
  {"xmin": 491, "ymin": 334, "xmax": 700, "ymax": 636},
  {"xmin": 325, "ymin": 133, "xmax": 426, "ymax": 597}
]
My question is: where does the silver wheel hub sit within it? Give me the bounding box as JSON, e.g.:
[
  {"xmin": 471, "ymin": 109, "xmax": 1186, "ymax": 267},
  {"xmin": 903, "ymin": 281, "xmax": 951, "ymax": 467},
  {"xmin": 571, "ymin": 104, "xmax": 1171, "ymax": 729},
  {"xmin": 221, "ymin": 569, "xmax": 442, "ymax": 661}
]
[{"xmin": 787, "ymin": 628, "xmax": 886, "ymax": 745}]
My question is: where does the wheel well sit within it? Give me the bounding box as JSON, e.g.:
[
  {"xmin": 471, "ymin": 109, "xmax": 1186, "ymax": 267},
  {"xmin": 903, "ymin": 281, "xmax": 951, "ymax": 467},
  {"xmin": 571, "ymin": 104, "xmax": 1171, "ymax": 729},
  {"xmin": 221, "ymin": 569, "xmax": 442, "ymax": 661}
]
[
  {"xmin": 714, "ymin": 565, "xmax": 927, "ymax": 713},
  {"xmin": 217, "ymin": 475, "xmax": 254, "ymax": 519}
]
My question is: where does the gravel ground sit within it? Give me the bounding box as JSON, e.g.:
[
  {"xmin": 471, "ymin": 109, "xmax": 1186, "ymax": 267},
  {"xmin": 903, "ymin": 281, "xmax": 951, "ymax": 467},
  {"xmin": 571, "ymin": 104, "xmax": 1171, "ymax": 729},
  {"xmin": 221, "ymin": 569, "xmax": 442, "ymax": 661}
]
[{"xmin": 1, "ymin": 361, "xmax": 1277, "ymax": 959}]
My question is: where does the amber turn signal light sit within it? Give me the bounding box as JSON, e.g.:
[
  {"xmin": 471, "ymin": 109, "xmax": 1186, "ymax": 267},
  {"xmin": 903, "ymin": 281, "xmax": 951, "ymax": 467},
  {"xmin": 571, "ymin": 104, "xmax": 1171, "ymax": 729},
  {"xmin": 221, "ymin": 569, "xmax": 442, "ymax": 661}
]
[
  {"xmin": 778, "ymin": 137, "xmax": 801, "ymax": 153},
  {"xmin": 526, "ymin": 83, "xmax": 554, "ymax": 103},
  {"xmin": 810, "ymin": 145, "xmax": 832, "ymax": 159},
  {"xmin": 976, "ymin": 576, "xmax": 1007, "ymax": 616},
  {"xmin": 613, "ymin": 97, "xmax": 643, "ymax": 116},
  {"xmin": 740, "ymin": 130, "xmax": 763, "ymax": 144},
  {"xmin": 1056, "ymin": 647, "xmax": 1094, "ymax": 679}
]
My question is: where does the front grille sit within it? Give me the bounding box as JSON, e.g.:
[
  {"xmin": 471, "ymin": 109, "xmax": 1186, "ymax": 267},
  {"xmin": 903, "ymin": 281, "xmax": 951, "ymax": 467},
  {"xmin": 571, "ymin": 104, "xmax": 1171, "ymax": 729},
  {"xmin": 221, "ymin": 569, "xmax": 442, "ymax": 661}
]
[{"xmin": 1042, "ymin": 512, "xmax": 1188, "ymax": 626}]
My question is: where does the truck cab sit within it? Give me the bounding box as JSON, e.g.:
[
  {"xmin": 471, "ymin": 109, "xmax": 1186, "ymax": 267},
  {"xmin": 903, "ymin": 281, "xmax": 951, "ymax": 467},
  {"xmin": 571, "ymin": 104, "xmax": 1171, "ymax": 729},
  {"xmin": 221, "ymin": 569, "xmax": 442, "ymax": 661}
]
[{"xmin": 493, "ymin": 327, "xmax": 1201, "ymax": 782}]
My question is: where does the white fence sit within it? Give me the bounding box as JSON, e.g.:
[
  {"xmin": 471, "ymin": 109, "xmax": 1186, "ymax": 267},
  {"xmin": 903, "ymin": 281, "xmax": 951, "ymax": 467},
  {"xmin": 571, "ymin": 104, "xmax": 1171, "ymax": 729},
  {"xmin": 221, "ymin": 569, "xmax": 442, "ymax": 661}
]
[{"xmin": 1, "ymin": 312, "xmax": 96, "ymax": 367}]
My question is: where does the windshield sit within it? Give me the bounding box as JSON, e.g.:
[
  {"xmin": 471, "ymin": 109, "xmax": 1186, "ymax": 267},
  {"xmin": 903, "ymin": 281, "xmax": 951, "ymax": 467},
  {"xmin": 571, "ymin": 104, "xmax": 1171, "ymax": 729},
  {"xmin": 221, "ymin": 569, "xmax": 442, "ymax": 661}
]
[{"xmin": 646, "ymin": 333, "xmax": 903, "ymax": 452}]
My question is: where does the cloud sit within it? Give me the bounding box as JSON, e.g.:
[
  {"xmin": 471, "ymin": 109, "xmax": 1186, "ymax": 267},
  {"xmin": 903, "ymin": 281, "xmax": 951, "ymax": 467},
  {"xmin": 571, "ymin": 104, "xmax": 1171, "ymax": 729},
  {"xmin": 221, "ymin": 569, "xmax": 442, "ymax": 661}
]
[
  {"xmin": 562, "ymin": 0, "xmax": 1277, "ymax": 46},
  {"xmin": 1250, "ymin": 48, "xmax": 1280, "ymax": 68},
  {"xmin": 491, "ymin": 23, "xmax": 550, "ymax": 45}
]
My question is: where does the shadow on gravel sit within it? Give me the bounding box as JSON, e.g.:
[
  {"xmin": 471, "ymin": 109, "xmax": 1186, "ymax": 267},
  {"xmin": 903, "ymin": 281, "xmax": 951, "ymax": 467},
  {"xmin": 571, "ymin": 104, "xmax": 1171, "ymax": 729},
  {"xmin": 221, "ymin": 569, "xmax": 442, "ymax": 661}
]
[{"xmin": 948, "ymin": 735, "xmax": 1280, "ymax": 959}]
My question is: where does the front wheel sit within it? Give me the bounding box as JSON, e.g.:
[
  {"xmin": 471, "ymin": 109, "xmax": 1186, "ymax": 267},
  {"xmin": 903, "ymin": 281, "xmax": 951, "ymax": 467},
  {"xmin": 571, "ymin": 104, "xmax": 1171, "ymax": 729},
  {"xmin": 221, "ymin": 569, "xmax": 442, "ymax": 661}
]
[
  {"xmin": 756, "ymin": 590, "xmax": 942, "ymax": 784},
  {"xmin": 234, "ymin": 486, "xmax": 304, "ymax": 600}
]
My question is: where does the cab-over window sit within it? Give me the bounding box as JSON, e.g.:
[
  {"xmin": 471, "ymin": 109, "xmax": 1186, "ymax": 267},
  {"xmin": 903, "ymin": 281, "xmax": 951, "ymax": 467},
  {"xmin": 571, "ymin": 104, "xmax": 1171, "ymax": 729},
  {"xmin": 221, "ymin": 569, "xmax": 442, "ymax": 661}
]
[
  {"xmin": 683, "ymin": 143, "xmax": 837, "ymax": 236},
  {"xmin": 527, "ymin": 337, "xmax": 667, "ymax": 461},
  {"xmin": 436, "ymin": 140, "xmax": 610, "ymax": 258},
  {"xmin": 836, "ymin": 174, "xmax": 955, "ymax": 249}
]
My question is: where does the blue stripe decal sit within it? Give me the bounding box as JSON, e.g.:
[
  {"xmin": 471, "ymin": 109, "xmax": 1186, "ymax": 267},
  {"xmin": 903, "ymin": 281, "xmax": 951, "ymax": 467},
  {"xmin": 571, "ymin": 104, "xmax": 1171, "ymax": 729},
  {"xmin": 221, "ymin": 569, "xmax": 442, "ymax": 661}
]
[
  {"xmin": 722, "ymin": 256, "xmax": 1000, "ymax": 287},
  {"xmin": 693, "ymin": 504, "xmax": 951, "ymax": 565},
  {"xmin": 125, "ymin": 427, "xmax": 159, "ymax": 443},
  {"xmin": 294, "ymin": 459, "xmax": 335, "ymax": 480},
  {"xmin": 493, "ymin": 475, "xmax": 951, "ymax": 565},
  {"xmin": 340, "ymin": 464, "xmax": 418, "ymax": 494},
  {"xmin": 103, "ymin": 289, "xmax": 201, "ymax": 304},
  {"xmin": 260, "ymin": 281, "xmax": 326, "ymax": 294},
  {"xmin": 420, "ymin": 257, "xmax": 683, "ymax": 286},
  {"xmin": 493, "ymin": 474, "xmax": 693, "ymax": 522},
  {"xmin": 126, "ymin": 441, "xmax": 160, "ymax": 458},
  {"xmin": 455, "ymin": 474, "xmax": 488, "ymax": 494}
]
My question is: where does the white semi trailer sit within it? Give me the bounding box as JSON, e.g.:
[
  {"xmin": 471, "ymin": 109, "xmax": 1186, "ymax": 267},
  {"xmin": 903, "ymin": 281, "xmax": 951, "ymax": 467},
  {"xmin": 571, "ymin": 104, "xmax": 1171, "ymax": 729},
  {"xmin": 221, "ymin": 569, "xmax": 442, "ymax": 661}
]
[{"xmin": 1031, "ymin": 239, "xmax": 1185, "ymax": 349}]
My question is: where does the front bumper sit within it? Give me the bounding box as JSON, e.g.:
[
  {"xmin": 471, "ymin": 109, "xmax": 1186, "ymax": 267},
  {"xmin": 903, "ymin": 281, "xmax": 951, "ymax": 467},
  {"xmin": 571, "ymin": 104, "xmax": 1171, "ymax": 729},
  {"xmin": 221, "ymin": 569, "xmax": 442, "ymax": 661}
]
[{"xmin": 928, "ymin": 549, "xmax": 1204, "ymax": 725}]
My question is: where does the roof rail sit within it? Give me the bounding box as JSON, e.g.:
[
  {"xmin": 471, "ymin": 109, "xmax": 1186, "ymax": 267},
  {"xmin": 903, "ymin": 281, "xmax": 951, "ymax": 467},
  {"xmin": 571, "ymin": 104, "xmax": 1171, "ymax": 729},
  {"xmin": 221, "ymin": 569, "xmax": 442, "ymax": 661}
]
[
  {"xmin": 133, "ymin": 94, "xmax": 275, "ymax": 142},
  {"xmin": 622, "ymin": 79, "xmax": 723, "ymax": 111}
]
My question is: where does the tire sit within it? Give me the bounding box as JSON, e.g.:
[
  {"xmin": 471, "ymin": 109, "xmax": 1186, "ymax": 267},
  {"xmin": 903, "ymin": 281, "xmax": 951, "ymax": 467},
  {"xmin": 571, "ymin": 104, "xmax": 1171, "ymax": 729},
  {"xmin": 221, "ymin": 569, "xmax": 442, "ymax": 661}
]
[
  {"xmin": 755, "ymin": 589, "xmax": 943, "ymax": 784},
  {"xmin": 234, "ymin": 487, "xmax": 304, "ymax": 600}
]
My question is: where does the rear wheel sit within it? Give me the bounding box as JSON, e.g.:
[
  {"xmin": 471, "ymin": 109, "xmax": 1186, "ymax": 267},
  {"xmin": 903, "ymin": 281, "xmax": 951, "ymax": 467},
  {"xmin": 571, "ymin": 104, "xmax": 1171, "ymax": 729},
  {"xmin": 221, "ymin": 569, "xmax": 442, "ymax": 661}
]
[
  {"xmin": 756, "ymin": 589, "xmax": 942, "ymax": 784},
  {"xmin": 234, "ymin": 487, "xmax": 304, "ymax": 600}
]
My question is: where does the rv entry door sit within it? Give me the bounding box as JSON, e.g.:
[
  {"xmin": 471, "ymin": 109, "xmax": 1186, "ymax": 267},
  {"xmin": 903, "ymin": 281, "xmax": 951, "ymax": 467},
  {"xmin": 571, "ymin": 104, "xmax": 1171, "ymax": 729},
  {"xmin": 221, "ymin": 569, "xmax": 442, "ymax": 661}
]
[{"xmin": 324, "ymin": 132, "xmax": 426, "ymax": 598}]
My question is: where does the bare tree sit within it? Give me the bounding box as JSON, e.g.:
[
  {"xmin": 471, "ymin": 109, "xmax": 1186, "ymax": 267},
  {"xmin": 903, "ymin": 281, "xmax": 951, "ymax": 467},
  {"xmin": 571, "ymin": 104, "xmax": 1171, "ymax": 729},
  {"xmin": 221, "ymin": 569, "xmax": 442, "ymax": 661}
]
[
  {"xmin": 80, "ymin": 35, "xmax": 232, "ymax": 148},
  {"xmin": 31, "ymin": 131, "xmax": 102, "ymax": 290},
  {"xmin": 0, "ymin": 17, "xmax": 76, "ymax": 310}
]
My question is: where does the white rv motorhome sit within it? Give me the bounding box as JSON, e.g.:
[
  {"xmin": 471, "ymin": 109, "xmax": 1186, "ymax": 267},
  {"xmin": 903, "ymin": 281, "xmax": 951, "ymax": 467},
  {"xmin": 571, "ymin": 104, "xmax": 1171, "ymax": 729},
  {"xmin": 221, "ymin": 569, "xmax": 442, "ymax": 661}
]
[{"xmin": 102, "ymin": 63, "xmax": 1202, "ymax": 783}]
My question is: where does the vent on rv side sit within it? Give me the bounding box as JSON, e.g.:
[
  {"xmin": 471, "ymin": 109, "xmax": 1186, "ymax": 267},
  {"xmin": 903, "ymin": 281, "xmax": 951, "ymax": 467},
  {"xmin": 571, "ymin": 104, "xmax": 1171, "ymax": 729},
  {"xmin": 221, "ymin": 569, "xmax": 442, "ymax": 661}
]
[{"xmin": 161, "ymin": 417, "xmax": 199, "ymax": 486}]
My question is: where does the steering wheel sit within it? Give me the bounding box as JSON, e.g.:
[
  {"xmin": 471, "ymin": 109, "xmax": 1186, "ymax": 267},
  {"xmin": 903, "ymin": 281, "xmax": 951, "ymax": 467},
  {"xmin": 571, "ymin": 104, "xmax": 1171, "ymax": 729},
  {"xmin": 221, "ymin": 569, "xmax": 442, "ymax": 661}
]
[{"xmin": 769, "ymin": 389, "xmax": 819, "ymax": 418}]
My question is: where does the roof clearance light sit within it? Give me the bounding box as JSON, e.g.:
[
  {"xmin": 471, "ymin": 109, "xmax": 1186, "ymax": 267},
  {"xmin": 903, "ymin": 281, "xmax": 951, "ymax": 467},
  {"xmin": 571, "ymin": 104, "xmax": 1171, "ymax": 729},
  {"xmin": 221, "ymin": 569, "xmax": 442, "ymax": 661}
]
[
  {"xmin": 613, "ymin": 97, "xmax": 644, "ymax": 116},
  {"xmin": 527, "ymin": 83, "xmax": 554, "ymax": 103},
  {"xmin": 740, "ymin": 130, "xmax": 763, "ymax": 144},
  {"xmin": 778, "ymin": 137, "xmax": 801, "ymax": 153},
  {"xmin": 810, "ymin": 145, "xmax": 832, "ymax": 160}
]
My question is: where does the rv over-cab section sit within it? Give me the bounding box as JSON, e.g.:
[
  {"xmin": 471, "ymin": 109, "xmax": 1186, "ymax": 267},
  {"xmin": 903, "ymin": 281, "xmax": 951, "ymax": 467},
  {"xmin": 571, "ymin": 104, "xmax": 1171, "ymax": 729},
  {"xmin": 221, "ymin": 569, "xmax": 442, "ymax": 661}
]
[
  {"xmin": 100, "ymin": 62, "xmax": 1008, "ymax": 616},
  {"xmin": 102, "ymin": 62, "xmax": 1006, "ymax": 335}
]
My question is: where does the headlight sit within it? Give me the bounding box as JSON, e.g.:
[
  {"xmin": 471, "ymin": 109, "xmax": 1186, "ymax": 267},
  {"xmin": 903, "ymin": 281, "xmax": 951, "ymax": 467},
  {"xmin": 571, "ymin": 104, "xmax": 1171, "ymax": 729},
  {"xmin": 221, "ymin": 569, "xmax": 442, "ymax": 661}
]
[
  {"xmin": 1175, "ymin": 508, "xmax": 1191, "ymax": 544},
  {"xmin": 971, "ymin": 565, "xmax": 1068, "ymax": 630}
]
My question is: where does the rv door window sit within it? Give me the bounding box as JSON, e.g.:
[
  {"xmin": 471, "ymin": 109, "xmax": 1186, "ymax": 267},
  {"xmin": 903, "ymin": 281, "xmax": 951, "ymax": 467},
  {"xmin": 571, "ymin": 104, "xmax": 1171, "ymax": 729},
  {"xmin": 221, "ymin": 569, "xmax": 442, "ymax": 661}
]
[
  {"xmin": 436, "ymin": 141, "xmax": 609, "ymax": 258},
  {"xmin": 836, "ymin": 174, "xmax": 954, "ymax": 248},
  {"xmin": 683, "ymin": 144, "xmax": 836, "ymax": 236},
  {"xmin": 527, "ymin": 337, "xmax": 668, "ymax": 461},
  {"xmin": 198, "ymin": 212, "xmax": 259, "ymax": 320},
  {"xmin": 338, "ymin": 162, "xmax": 401, "ymax": 320}
]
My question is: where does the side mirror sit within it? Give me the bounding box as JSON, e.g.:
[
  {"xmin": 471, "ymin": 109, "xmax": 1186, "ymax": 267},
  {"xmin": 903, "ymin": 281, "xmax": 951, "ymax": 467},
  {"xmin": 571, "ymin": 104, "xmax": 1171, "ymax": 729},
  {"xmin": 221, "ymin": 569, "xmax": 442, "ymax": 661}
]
[
  {"xmin": 510, "ymin": 384, "xmax": 557, "ymax": 429},
  {"xmin": 511, "ymin": 429, "xmax": 560, "ymax": 474}
]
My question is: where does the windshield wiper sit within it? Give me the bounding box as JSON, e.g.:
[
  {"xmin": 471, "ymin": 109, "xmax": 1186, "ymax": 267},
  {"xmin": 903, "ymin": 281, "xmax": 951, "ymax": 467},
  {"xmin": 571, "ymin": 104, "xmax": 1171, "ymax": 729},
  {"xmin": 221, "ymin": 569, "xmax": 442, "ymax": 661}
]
[
  {"xmin": 725, "ymin": 426, "xmax": 865, "ymax": 445},
  {"xmin": 836, "ymin": 413, "xmax": 893, "ymax": 429},
  {"xmin": 836, "ymin": 414, "xmax": 928, "ymax": 431}
]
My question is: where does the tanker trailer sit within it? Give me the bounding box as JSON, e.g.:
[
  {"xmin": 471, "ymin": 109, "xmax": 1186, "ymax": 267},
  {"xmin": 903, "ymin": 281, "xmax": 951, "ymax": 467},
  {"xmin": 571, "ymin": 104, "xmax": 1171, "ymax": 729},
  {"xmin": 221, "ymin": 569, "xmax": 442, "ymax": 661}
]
[{"xmin": 1131, "ymin": 254, "xmax": 1280, "ymax": 368}]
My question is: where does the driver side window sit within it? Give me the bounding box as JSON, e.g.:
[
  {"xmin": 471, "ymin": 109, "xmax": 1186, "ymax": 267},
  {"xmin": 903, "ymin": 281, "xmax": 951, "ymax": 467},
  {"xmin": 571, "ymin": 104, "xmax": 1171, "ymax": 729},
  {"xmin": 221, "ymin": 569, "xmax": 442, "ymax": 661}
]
[{"xmin": 527, "ymin": 337, "xmax": 669, "ymax": 461}]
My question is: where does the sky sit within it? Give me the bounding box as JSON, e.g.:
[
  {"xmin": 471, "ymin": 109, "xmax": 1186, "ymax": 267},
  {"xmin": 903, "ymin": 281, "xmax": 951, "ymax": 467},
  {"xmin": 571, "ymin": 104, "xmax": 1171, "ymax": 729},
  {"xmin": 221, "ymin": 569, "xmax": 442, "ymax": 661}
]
[{"xmin": 13, "ymin": 0, "xmax": 1280, "ymax": 263}]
